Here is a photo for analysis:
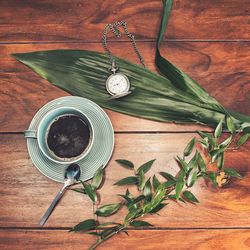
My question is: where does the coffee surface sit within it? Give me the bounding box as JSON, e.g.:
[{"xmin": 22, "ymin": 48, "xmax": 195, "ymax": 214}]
[{"xmin": 47, "ymin": 115, "xmax": 90, "ymax": 158}]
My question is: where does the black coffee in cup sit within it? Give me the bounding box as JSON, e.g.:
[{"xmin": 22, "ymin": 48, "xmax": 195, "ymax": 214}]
[{"xmin": 47, "ymin": 115, "xmax": 91, "ymax": 159}]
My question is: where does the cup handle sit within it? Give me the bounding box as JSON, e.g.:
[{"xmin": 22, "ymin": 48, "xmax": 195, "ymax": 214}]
[{"xmin": 24, "ymin": 130, "xmax": 37, "ymax": 139}]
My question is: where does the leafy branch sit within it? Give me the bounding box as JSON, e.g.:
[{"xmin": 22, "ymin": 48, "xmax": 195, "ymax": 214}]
[{"xmin": 70, "ymin": 117, "xmax": 248, "ymax": 249}]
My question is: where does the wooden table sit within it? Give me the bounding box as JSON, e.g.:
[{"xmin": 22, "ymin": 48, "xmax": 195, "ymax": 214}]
[{"xmin": 0, "ymin": 1, "xmax": 249, "ymax": 249}]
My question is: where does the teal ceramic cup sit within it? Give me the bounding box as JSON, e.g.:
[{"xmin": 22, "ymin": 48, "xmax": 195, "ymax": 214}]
[{"xmin": 24, "ymin": 107, "xmax": 94, "ymax": 164}]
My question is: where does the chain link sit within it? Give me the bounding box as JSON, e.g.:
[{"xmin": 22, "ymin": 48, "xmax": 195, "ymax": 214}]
[{"xmin": 102, "ymin": 20, "xmax": 145, "ymax": 68}]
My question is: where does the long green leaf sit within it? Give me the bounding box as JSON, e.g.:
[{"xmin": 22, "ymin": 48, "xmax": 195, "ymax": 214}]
[
  {"xmin": 12, "ymin": 50, "xmax": 233, "ymax": 127},
  {"xmin": 11, "ymin": 1, "xmax": 250, "ymax": 129}
]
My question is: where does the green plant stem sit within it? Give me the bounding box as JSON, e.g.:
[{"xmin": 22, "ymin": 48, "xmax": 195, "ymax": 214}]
[
  {"xmin": 93, "ymin": 203, "xmax": 98, "ymax": 234},
  {"xmin": 89, "ymin": 225, "xmax": 126, "ymax": 250}
]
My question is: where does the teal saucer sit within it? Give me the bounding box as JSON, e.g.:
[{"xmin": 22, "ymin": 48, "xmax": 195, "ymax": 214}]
[{"xmin": 25, "ymin": 96, "xmax": 114, "ymax": 183}]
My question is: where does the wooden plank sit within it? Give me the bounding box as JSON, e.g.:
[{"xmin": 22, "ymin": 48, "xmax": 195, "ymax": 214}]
[
  {"xmin": 0, "ymin": 41, "xmax": 249, "ymax": 132},
  {"xmin": 0, "ymin": 229, "xmax": 250, "ymax": 250},
  {"xmin": 0, "ymin": 0, "xmax": 249, "ymax": 42},
  {"xmin": 0, "ymin": 134, "xmax": 249, "ymax": 228}
]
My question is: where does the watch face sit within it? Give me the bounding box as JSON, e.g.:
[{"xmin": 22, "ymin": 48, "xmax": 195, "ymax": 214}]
[{"xmin": 106, "ymin": 73, "xmax": 130, "ymax": 96}]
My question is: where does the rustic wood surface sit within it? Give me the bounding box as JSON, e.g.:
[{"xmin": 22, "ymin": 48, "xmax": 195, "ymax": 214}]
[
  {"xmin": 1, "ymin": 229, "xmax": 250, "ymax": 250},
  {"xmin": 0, "ymin": 0, "xmax": 249, "ymax": 249}
]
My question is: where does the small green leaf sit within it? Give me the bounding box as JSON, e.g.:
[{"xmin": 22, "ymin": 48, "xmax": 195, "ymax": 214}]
[
  {"xmin": 243, "ymin": 127, "xmax": 250, "ymax": 134},
  {"xmin": 87, "ymin": 232, "xmax": 102, "ymax": 236},
  {"xmin": 149, "ymin": 203, "xmax": 166, "ymax": 214},
  {"xmin": 161, "ymin": 180, "xmax": 176, "ymax": 189},
  {"xmin": 143, "ymin": 187, "xmax": 166, "ymax": 214},
  {"xmin": 210, "ymin": 150, "xmax": 219, "ymax": 163},
  {"xmin": 237, "ymin": 133, "xmax": 250, "ymax": 147},
  {"xmin": 226, "ymin": 116, "xmax": 236, "ymax": 134},
  {"xmin": 224, "ymin": 168, "xmax": 242, "ymax": 178},
  {"xmin": 217, "ymin": 152, "xmax": 224, "ymax": 170},
  {"xmin": 82, "ymin": 182, "xmax": 97, "ymax": 203},
  {"xmin": 159, "ymin": 172, "xmax": 176, "ymax": 181},
  {"xmin": 125, "ymin": 188, "xmax": 132, "ymax": 198},
  {"xmin": 133, "ymin": 195, "xmax": 145, "ymax": 204},
  {"xmin": 100, "ymin": 226, "xmax": 120, "ymax": 239},
  {"xmin": 197, "ymin": 153, "xmax": 206, "ymax": 172},
  {"xmin": 126, "ymin": 195, "xmax": 145, "ymax": 211},
  {"xmin": 199, "ymin": 138, "xmax": 209, "ymax": 148},
  {"xmin": 116, "ymin": 159, "xmax": 134, "ymax": 169},
  {"xmin": 125, "ymin": 207, "xmax": 142, "ymax": 222},
  {"xmin": 175, "ymin": 181, "xmax": 184, "ymax": 199},
  {"xmin": 143, "ymin": 178, "xmax": 152, "ymax": 201},
  {"xmin": 118, "ymin": 194, "xmax": 132, "ymax": 204},
  {"xmin": 91, "ymin": 166, "xmax": 104, "ymax": 190},
  {"xmin": 208, "ymin": 172, "xmax": 217, "ymax": 186},
  {"xmin": 138, "ymin": 170, "xmax": 146, "ymax": 191},
  {"xmin": 184, "ymin": 138, "xmax": 196, "ymax": 157},
  {"xmin": 176, "ymin": 156, "xmax": 189, "ymax": 173},
  {"xmin": 137, "ymin": 159, "xmax": 155, "ymax": 174},
  {"xmin": 197, "ymin": 131, "xmax": 215, "ymax": 150},
  {"xmin": 219, "ymin": 135, "xmax": 233, "ymax": 148},
  {"xmin": 167, "ymin": 194, "xmax": 186, "ymax": 203},
  {"xmin": 167, "ymin": 194, "xmax": 177, "ymax": 200},
  {"xmin": 130, "ymin": 220, "xmax": 153, "ymax": 227},
  {"xmin": 197, "ymin": 131, "xmax": 210, "ymax": 139},
  {"xmin": 188, "ymin": 151, "xmax": 199, "ymax": 169},
  {"xmin": 95, "ymin": 203, "xmax": 122, "ymax": 217},
  {"xmin": 114, "ymin": 176, "xmax": 138, "ymax": 186},
  {"xmin": 182, "ymin": 190, "xmax": 199, "ymax": 203},
  {"xmin": 197, "ymin": 131, "xmax": 213, "ymax": 140},
  {"xmin": 187, "ymin": 168, "xmax": 197, "ymax": 187},
  {"xmin": 98, "ymin": 222, "xmax": 121, "ymax": 227},
  {"xmin": 214, "ymin": 119, "xmax": 223, "ymax": 138},
  {"xmin": 152, "ymin": 175, "xmax": 161, "ymax": 191},
  {"xmin": 70, "ymin": 219, "xmax": 98, "ymax": 232},
  {"xmin": 177, "ymin": 169, "xmax": 186, "ymax": 181}
]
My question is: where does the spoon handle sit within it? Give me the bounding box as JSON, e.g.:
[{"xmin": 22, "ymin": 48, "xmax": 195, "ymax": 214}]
[{"xmin": 39, "ymin": 184, "xmax": 68, "ymax": 226}]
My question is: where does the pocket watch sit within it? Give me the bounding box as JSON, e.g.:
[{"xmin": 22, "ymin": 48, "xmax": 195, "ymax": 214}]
[
  {"xmin": 102, "ymin": 21, "xmax": 145, "ymax": 99},
  {"xmin": 105, "ymin": 60, "xmax": 131, "ymax": 99}
]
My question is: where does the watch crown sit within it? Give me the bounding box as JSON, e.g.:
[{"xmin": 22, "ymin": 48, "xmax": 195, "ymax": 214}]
[{"xmin": 110, "ymin": 60, "xmax": 118, "ymax": 74}]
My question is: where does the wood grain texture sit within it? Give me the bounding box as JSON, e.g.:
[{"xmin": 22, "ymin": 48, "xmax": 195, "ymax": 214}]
[
  {"xmin": 0, "ymin": 134, "xmax": 249, "ymax": 228},
  {"xmin": 0, "ymin": 0, "xmax": 249, "ymax": 42},
  {"xmin": 0, "ymin": 229, "xmax": 250, "ymax": 250},
  {"xmin": 1, "ymin": 1, "xmax": 250, "ymax": 249},
  {"xmin": 0, "ymin": 41, "xmax": 249, "ymax": 132}
]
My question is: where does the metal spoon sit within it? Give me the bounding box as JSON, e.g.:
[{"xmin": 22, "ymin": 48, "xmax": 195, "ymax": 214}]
[{"xmin": 39, "ymin": 163, "xmax": 81, "ymax": 226}]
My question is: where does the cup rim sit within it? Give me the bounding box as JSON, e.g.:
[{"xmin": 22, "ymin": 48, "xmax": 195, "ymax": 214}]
[{"xmin": 36, "ymin": 106, "xmax": 94, "ymax": 164}]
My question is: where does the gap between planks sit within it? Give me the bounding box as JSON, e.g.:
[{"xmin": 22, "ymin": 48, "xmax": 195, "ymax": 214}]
[
  {"xmin": 0, "ymin": 39, "xmax": 250, "ymax": 45},
  {"xmin": 1, "ymin": 227, "xmax": 250, "ymax": 231},
  {"xmin": 0, "ymin": 131, "xmax": 214, "ymax": 135}
]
